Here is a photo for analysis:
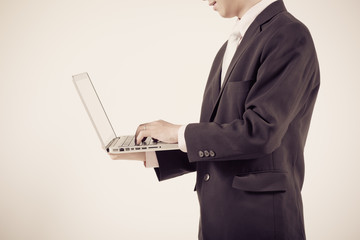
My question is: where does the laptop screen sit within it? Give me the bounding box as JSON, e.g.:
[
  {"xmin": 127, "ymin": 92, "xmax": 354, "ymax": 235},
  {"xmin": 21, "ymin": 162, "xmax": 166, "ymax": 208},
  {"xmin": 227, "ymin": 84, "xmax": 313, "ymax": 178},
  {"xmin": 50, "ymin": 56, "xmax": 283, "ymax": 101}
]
[{"xmin": 73, "ymin": 73, "xmax": 117, "ymax": 148}]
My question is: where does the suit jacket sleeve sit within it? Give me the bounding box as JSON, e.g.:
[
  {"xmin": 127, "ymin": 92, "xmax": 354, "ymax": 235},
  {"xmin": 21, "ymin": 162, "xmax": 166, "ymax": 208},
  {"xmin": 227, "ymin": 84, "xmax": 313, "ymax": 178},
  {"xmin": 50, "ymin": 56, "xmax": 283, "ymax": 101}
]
[
  {"xmin": 185, "ymin": 22, "xmax": 320, "ymax": 162},
  {"xmin": 154, "ymin": 150, "xmax": 196, "ymax": 181}
]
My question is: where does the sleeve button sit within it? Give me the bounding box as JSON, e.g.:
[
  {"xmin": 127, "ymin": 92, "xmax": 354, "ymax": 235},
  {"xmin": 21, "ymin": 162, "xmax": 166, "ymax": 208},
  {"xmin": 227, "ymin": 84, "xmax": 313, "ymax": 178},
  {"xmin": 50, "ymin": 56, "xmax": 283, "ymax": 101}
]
[
  {"xmin": 204, "ymin": 150, "xmax": 210, "ymax": 157},
  {"xmin": 198, "ymin": 151, "xmax": 204, "ymax": 158},
  {"xmin": 209, "ymin": 150, "xmax": 216, "ymax": 157}
]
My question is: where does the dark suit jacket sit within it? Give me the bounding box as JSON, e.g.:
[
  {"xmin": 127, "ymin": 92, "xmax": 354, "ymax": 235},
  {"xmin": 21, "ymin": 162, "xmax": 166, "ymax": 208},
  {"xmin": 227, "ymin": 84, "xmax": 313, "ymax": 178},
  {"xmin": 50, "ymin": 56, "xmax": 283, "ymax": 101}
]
[{"xmin": 155, "ymin": 1, "xmax": 320, "ymax": 239}]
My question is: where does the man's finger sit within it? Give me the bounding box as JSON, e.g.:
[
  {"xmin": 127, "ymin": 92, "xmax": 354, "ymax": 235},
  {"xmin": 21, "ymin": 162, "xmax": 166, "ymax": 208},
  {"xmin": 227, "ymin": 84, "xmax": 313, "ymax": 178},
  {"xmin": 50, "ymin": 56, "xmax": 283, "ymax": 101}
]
[
  {"xmin": 135, "ymin": 123, "xmax": 147, "ymax": 145},
  {"xmin": 135, "ymin": 129, "xmax": 151, "ymax": 145}
]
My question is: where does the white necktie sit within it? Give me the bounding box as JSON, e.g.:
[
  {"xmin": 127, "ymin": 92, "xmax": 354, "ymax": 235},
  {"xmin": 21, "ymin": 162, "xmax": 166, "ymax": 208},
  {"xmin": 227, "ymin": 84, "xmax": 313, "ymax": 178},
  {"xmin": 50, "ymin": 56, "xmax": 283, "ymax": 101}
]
[{"xmin": 221, "ymin": 22, "xmax": 242, "ymax": 86}]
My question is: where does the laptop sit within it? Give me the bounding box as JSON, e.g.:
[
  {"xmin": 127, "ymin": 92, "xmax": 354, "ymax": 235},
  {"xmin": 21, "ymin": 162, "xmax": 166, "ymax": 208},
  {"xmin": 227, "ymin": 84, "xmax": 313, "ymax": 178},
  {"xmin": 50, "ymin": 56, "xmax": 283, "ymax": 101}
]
[{"xmin": 73, "ymin": 72, "xmax": 179, "ymax": 153}]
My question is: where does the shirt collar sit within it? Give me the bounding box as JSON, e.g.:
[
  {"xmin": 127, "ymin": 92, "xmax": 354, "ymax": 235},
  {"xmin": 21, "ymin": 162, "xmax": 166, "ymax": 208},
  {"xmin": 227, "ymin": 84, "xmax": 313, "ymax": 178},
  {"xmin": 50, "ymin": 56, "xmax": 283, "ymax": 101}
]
[{"xmin": 235, "ymin": 0, "xmax": 278, "ymax": 38}]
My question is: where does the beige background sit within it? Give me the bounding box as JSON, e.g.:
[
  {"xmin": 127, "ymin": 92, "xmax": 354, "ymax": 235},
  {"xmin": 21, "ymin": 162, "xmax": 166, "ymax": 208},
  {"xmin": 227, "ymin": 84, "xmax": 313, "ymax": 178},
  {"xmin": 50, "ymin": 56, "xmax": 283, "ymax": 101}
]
[{"xmin": 0, "ymin": 0, "xmax": 359, "ymax": 239}]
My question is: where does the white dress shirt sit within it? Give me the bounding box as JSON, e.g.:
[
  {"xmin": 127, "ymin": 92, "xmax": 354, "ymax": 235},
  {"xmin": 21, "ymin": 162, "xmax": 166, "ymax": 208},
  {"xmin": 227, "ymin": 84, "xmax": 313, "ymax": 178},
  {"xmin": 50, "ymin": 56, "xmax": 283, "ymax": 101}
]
[{"xmin": 145, "ymin": 0, "xmax": 278, "ymax": 168}]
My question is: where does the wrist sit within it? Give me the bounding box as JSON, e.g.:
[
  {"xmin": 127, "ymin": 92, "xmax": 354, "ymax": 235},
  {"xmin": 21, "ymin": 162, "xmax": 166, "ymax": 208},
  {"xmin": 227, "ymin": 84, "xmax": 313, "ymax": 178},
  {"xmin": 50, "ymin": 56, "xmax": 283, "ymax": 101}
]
[{"xmin": 178, "ymin": 124, "xmax": 188, "ymax": 152}]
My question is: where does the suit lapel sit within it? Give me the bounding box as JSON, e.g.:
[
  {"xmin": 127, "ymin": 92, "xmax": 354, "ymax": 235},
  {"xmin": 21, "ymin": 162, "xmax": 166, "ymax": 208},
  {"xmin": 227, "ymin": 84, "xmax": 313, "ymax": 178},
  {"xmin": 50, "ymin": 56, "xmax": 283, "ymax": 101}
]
[
  {"xmin": 213, "ymin": 58, "xmax": 223, "ymax": 97},
  {"xmin": 221, "ymin": 23, "xmax": 259, "ymax": 91},
  {"xmin": 207, "ymin": 0, "xmax": 287, "ymax": 122},
  {"xmin": 208, "ymin": 24, "xmax": 260, "ymax": 122},
  {"xmin": 200, "ymin": 46, "xmax": 225, "ymax": 123}
]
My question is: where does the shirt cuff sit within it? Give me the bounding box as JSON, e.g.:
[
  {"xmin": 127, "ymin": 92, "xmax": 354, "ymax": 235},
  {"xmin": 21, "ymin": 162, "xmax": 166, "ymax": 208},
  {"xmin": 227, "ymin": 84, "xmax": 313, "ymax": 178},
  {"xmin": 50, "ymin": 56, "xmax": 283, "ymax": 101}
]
[
  {"xmin": 145, "ymin": 151, "xmax": 159, "ymax": 168},
  {"xmin": 178, "ymin": 124, "xmax": 188, "ymax": 153}
]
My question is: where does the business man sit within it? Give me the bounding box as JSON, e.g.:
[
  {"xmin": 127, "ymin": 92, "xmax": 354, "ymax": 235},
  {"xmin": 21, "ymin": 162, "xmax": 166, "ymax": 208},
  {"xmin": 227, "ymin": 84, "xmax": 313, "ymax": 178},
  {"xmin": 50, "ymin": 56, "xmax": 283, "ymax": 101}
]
[{"xmin": 111, "ymin": 0, "xmax": 320, "ymax": 239}]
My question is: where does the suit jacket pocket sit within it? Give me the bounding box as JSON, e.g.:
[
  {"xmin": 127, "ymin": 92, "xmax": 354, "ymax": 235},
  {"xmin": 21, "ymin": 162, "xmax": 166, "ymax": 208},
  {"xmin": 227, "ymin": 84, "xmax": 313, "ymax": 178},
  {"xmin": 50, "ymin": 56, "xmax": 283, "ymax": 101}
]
[{"xmin": 232, "ymin": 171, "xmax": 287, "ymax": 192}]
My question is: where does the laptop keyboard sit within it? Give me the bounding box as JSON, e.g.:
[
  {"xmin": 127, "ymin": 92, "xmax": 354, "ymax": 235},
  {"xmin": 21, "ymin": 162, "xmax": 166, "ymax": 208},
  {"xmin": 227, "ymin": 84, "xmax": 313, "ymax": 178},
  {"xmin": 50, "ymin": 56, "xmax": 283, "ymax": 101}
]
[
  {"xmin": 123, "ymin": 136, "xmax": 135, "ymax": 147},
  {"xmin": 116, "ymin": 136, "xmax": 153, "ymax": 147},
  {"xmin": 111, "ymin": 135, "xmax": 162, "ymax": 152}
]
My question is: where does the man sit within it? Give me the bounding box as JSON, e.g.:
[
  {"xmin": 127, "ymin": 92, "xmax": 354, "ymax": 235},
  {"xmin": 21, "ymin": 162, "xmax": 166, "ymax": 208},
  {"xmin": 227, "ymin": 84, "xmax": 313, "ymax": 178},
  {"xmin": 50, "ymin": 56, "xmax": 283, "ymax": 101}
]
[{"xmin": 111, "ymin": 0, "xmax": 320, "ymax": 239}]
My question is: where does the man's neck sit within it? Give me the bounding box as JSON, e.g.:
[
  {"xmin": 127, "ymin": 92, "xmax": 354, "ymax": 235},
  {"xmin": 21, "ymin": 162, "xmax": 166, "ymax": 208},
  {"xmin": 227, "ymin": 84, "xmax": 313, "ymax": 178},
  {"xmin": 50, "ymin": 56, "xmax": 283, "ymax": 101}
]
[{"xmin": 237, "ymin": 0, "xmax": 262, "ymax": 19}]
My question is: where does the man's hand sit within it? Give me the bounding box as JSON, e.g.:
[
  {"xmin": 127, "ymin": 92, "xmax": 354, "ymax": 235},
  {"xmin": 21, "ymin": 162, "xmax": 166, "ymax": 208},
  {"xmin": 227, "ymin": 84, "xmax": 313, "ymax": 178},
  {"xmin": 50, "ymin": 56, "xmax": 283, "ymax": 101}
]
[
  {"xmin": 108, "ymin": 152, "xmax": 146, "ymax": 161},
  {"xmin": 135, "ymin": 120, "xmax": 181, "ymax": 145}
]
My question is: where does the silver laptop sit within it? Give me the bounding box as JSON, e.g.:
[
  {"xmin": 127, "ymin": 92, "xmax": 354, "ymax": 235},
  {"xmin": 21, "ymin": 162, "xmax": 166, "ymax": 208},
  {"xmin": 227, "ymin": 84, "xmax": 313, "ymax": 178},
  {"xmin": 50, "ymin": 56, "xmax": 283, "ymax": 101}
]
[{"xmin": 73, "ymin": 72, "xmax": 179, "ymax": 153}]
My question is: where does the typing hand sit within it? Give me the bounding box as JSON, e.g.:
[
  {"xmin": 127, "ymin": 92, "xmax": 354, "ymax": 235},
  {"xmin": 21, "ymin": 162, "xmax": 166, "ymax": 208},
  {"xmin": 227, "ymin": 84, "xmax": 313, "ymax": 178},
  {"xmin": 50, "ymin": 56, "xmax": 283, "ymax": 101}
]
[{"xmin": 135, "ymin": 120, "xmax": 181, "ymax": 145}]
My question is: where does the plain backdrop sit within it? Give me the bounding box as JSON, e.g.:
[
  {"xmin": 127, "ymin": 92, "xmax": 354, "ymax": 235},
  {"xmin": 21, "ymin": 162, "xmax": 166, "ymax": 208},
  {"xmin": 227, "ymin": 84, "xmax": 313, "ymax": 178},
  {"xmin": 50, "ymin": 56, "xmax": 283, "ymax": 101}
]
[{"xmin": 0, "ymin": 0, "xmax": 359, "ymax": 239}]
